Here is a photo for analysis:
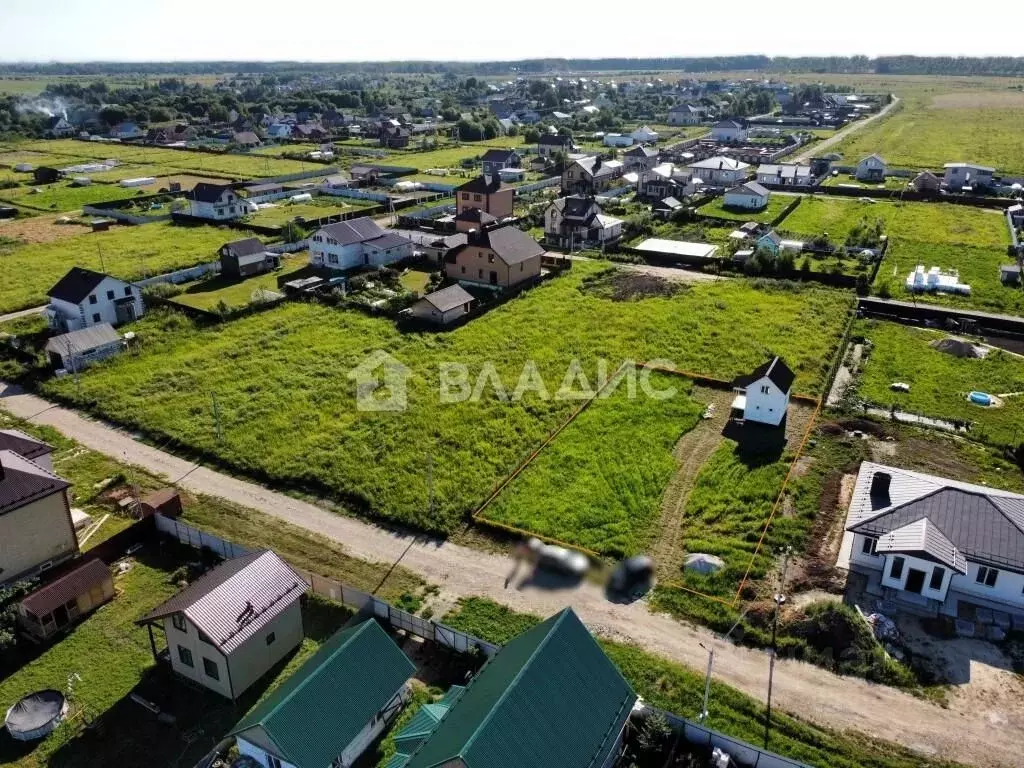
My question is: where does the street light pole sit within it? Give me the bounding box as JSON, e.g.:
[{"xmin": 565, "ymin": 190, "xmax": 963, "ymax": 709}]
[{"xmin": 698, "ymin": 643, "xmax": 714, "ymax": 722}]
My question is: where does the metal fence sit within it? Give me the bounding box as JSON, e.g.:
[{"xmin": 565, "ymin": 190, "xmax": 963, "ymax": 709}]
[
  {"xmin": 134, "ymin": 260, "xmax": 220, "ymax": 288},
  {"xmin": 152, "ymin": 514, "xmax": 500, "ymax": 658},
  {"xmin": 514, "ymin": 176, "xmax": 560, "ymax": 196}
]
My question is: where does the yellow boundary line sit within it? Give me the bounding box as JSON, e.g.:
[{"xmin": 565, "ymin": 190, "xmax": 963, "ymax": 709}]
[{"xmin": 472, "ymin": 361, "xmax": 825, "ymax": 606}]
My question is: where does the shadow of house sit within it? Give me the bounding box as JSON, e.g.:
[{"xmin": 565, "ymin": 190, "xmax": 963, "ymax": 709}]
[{"xmin": 720, "ymin": 418, "xmax": 788, "ymax": 464}]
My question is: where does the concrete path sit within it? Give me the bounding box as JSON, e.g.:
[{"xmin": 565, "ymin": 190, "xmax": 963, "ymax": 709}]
[
  {"xmin": 0, "ymin": 305, "xmax": 45, "ymax": 325},
  {"xmin": 790, "ymin": 96, "xmax": 901, "ymax": 164},
  {"xmin": 1, "ymin": 382, "xmax": 1021, "ymax": 767}
]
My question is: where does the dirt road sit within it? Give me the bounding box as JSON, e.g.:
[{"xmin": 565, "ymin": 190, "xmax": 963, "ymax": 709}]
[
  {"xmin": 1, "ymin": 382, "xmax": 1021, "ymax": 767},
  {"xmin": 0, "ymin": 305, "xmax": 45, "ymax": 325},
  {"xmin": 789, "ymin": 96, "xmax": 901, "ymax": 164},
  {"xmin": 567, "ymin": 254, "xmax": 726, "ymax": 283}
]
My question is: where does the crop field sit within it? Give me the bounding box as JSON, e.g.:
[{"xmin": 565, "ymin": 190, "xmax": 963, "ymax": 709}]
[
  {"xmin": 778, "ymin": 196, "xmax": 1009, "ymax": 247},
  {"xmin": 697, "ymin": 194, "xmax": 794, "ymax": 224},
  {"xmin": 42, "ymin": 262, "xmax": 852, "ymax": 534},
  {"xmin": 826, "ymin": 88, "xmax": 1024, "ymax": 174},
  {"xmin": 0, "ymin": 181, "xmax": 140, "ymax": 212},
  {"xmin": 854, "ymin": 320, "xmax": 1024, "ymax": 448},
  {"xmin": 0, "ymin": 221, "xmax": 234, "ymax": 313},
  {"xmin": 480, "ymin": 371, "xmax": 705, "ymax": 557},
  {"xmin": 173, "ymin": 254, "xmax": 309, "ymax": 311}
]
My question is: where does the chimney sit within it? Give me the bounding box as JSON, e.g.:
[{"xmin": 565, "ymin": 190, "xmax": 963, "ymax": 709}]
[{"xmin": 870, "ymin": 472, "xmax": 891, "ymax": 508}]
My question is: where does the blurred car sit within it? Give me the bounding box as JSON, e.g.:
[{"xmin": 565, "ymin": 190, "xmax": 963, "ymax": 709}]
[
  {"xmin": 609, "ymin": 555, "xmax": 655, "ymax": 597},
  {"xmin": 526, "ymin": 537, "xmax": 589, "ymax": 577}
]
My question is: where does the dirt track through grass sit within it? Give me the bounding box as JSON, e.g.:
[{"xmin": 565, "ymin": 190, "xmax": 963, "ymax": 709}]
[{"xmin": 652, "ymin": 387, "xmax": 734, "ymax": 575}]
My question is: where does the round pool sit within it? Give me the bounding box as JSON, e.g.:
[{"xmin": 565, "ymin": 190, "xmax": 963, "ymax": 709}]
[{"xmin": 968, "ymin": 391, "xmax": 992, "ymax": 406}]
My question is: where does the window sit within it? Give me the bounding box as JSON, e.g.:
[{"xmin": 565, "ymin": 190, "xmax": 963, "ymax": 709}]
[
  {"xmin": 976, "ymin": 566, "xmax": 999, "ymax": 587},
  {"xmin": 929, "ymin": 567, "xmax": 945, "ymax": 591},
  {"xmin": 478, "ymin": 269, "xmax": 484, "ymax": 279},
  {"xmin": 203, "ymin": 657, "xmax": 220, "ymax": 680},
  {"xmin": 172, "ymin": 613, "xmax": 187, "ymax": 633},
  {"xmin": 88, "ymin": 294, "xmax": 97, "ymax": 305},
  {"xmin": 266, "ymin": 632, "xmax": 276, "ymax": 646},
  {"xmin": 473, "ymin": 194, "xmax": 481, "ymax": 202},
  {"xmin": 760, "ymin": 385, "xmax": 770, "ymax": 394},
  {"xmin": 488, "ymin": 254, "xmax": 494, "ymax": 263},
  {"xmin": 198, "ymin": 629, "xmax": 214, "ymax": 646},
  {"xmin": 106, "ymin": 290, "xmax": 114, "ymax": 300},
  {"xmin": 861, "ymin": 536, "xmax": 878, "ymax": 556},
  {"xmin": 889, "ymin": 556, "xmax": 905, "ymax": 580},
  {"xmin": 178, "ymin": 646, "xmax": 193, "ymax": 667},
  {"xmin": 267, "ymin": 756, "xmax": 283, "ymax": 768},
  {"xmin": 328, "ymin": 254, "xmax": 338, "ymax": 265},
  {"xmin": 92, "ymin": 313, "xmax": 101, "ymax": 323},
  {"xmin": 461, "ymin": 193, "xmax": 469, "ymax": 200},
  {"xmin": 460, "ymin": 266, "xmax": 466, "ymax": 274},
  {"xmin": 124, "ymin": 286, "xmax": 132, "ymax": 296}
]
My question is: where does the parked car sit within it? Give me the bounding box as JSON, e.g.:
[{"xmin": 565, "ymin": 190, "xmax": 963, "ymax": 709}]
[
  {"xmin": 526, "ymin": 537, "xmax": 589, "ymax": 577},
  {"xmin": 608, "ymin": 555, "xmax": 655, "ymax": 597}
]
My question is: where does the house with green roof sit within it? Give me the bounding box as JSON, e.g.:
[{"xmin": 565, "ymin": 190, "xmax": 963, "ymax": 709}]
[
  {"xmin": 391, "ymin": 608, "xmax": 637, "ymax": 768},
  {"xmin": 230, "ymin": 618, "xmax": 416, "ymax": 768}
]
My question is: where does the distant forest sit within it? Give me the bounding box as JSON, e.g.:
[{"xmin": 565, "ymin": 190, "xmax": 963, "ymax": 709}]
[{"xmin": 2, "ymin": 56, "xmax": 1024, "ymax": 77}]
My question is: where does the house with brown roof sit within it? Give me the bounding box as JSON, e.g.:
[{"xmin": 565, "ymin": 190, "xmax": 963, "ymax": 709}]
[
  {"xmin": 0, "ymin": 429, "xmax": 54, "ymax": 472},
  {"xmin": 18, "ymin": 558, "xmax": 114, "ymax": 642},
  {"xmin": 444, "ymin": 226, "xmax": 544, "ymax": 289},
  {"xmin": 137, "ymin": 550, "xmax": 308, "ymax": 699},
  {"xmin": 561, "ymin": 156, "xmax": 623, "ymax": 196},
  {"xmin": 408, "ymin": 284, "xmax": 475, "ymax": 326},
  {"xmin": 0, "ymin": 449, "xmax": 77, "ymax": 586},
  {"xmin": 455, "ymin": 175, "xmax": 514, "ymax": 221},
  {"xmin": 219, "ymin": 238, "xmax": 280, "ymax": 279}
]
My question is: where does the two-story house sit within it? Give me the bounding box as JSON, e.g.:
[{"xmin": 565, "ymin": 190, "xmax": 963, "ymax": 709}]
[
  {"xmin": 480, "ymin": 149, "xmax": 521, "ymax": 177},
  {"xmin": 711, "ymin": 119, "xmax": 748, "ymax": 143},
  {"xmin": 379, "ymin": 119, "xmax": 410, "ymax": 149},
  {"xmin": 688, "ymin": 156, "xmax": 751, "ymax": 187},
  {"xmin": 537, "ymin": 134, "xmax": 575, "ymax": 158},
  {"xmin": 667, "ymin": 104, "xmax": 705, "ymax": 125},
  {"xmin": 137, "ymin": 550, "xmax": 308, "ymax": 700},
  {"xmin": 455, "ymin": 175, "xmax": 515, "ymax": 220},
  {"xmin": 187, "ymin": 183, "xmax": 252, "ymax": 220},
  {"xmin": 756, "ymin": 163, "xmax": 814, "ymax": 187},
  {"xmin": 842, "ymin": 462, "xmax": 1024, "ymax": 618},
  {"xmin": 855, "ymin": 154, "xmax": 887, "ymax": 182},
  {"xmin": 0, "ymin": 449, "xmax": 77, "ymax": 586},
  {"xmin": 46, "ymin": 267, "xmax": 144, "ymax": 332},
  {"xmin": 943, "ymin": 162, "xmax": 996, "ymax": 192},
  {"xmin": 44, "ymin": 116, "xmax": 76, "ymax": 138},
  {"xmin": 444, "ymin": 225, "xmax": 544, "ymax": 289},
  {"xmin": 622, "ymin": 145, "xmax": 659, "ymax": 172},
  {"xmin": 562, "ymin": 156, "xmax": 623, "ymax": 196},
  {"xmin": 309, "ymin": 217, "xmax": 413, "ymax": 271},
  {"xmin": 544, "ymin": 196, "xmax": 623, "ymax": 249},
  {"xmin": 730, "ymin": 356, "xmax": 793, "ymax": 427}
]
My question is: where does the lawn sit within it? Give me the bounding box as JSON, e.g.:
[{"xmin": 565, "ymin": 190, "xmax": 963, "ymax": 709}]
[
  {"xmin": 42, "ymin": 262, "xmax": 853, "ymax": 535},
  {"xmin": 398, "ymin": 267, "xmax": 432, "ymax": 295},
  {"xmin": 441, "ymin": 598, "xmax": 961, "ymax": 768},
  {"xmin": 0, "ymin": 181, "xmax": 140, "ymax": 213},
  {"xmin": 173, "ymin": 254, "xmax": 309, "ymax": 311},
  {"xmin": 377, "ymin": 144, "xmax": 499, "ymax": 171},
  {"xmin": 825, "ymin": 87, "xmax": 1024, "ymax": 174},
  {"xmin": 821, "ymin": 174, "xmax": 910, "ymax": 191},
  {"xmin": 0, "ymin": 221, "xmax": 236, "ymax": 313},
  {"xmin": 697, "ymin": 194, "xmax": 795, "ymax": 224},
  {"xmin": 777, "ymin": 196, "xmax": 1009, "ymax": 248},
  {"xmin": 246, "ymin": 200, "xmax": 366, "ymax": 227},
  {"xmin": 854, "ymin": 319, "xmax": 1024, "ymax": 448},
  {"xmin": 481, "ymin": 371, "xmax": 704, "ymax": 557}
]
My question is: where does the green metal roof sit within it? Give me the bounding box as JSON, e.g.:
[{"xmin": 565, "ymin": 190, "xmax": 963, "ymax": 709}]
[
  {"xmin": 395, "ymin": 687, "xmax": 466, "ymax": 746},
  {"xmin": 403, "ymin": 608, "xmax": 636, "ymax": 768},
  {"xmin": 230, "ymin": 619, "xmax": 415, "ymax": 768}
]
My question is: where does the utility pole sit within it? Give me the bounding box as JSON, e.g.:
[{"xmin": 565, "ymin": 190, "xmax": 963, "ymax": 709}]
[
  {"xmin": 123, "ymin": 450, "xmax": 142, "ymax": 518},
  {"xmin": 211, "ymin": 392, "xmax": 224, "ymax": 446},
  {"xmin": 97, "ymin": 241, "xmax": 106, "ymax": 273},
  {"xmin": 426, "ymin": 453, "xmax": 434, "ymax": 515},
  {"xmin": 698, "ymin": 643, "xmax": 714, "ymax": 722},
  {"xmin": 764, "ymin": 546, "xmax": 791, "ymax": 750}
]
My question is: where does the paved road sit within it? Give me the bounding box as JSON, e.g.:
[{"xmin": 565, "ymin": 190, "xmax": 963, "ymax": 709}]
[
  {"xmin": 0, "ymin": 306, "xmax": 45, "ymax": 325},
  {"xmin": 790, "ymin": 96, "xmax": 901, "ymax": 164},
  {"xmin": 1, "ymin": 382, "xmax": 1021, "ymax": 767}
]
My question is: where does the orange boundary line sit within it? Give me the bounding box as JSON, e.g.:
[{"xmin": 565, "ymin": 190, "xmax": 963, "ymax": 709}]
[{"xmin": 473, "ymin": 360, "xmax": 826, "ymax": 608}]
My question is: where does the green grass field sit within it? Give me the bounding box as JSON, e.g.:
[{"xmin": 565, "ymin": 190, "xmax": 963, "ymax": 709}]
[
  {"xmin": 482, "ymin": 371, "xmax": 704, "ymax": 556},
  {"xmin": 245, "ymin": 199, "xmax": 366, "ymax": 227},
  {"xmin": 378, "ymin": 144, "xmax": 499, "ymax": 170},
  {"xmin": 441, "ymin": 598, "xmax": 961, "ymax": 768},
  {"xmin": 826, "ymin": 88, "xmax": 1024, "ymax": 174},
  {"xmin": 0, "ymin": 221, "xmax": 235, "ymax": 313},
  {"xmin": 697, "ymin": 194, "xmax": 794, "ymax": 224},
  {"xmin": 42, "ymin": 262, "xmax": 852, "ymax": 534},
  {"xmin": 173, "ymin": 254, "xmax": 309, "ymax": 311},
  {"xmin": 854, "ymin": 320, "xmax": 1024, "ymax": 448},
  {"xmin": 0, "ymin": 181, "xmax": 140, "ymax": 212}
]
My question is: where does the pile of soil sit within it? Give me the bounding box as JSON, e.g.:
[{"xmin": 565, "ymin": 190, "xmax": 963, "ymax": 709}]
[
  {"xmin": 931, "ymin": 337, "xmax": 985, "ymax": 359},
  {"xmin": 581, "ymin": 270, "xmax": 684, "ymax": 302}
]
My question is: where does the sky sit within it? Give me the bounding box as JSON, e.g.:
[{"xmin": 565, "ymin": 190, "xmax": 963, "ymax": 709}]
[{"xmin": 0, "ymin": 0, "xmax": 1019, "ymax": 62}]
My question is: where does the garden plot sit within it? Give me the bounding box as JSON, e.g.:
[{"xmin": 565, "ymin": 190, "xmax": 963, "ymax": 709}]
[
  {"xmin": 696, "ymin": 194, "xmax": 794, "ymax": 224},
  {"xmin": 854, "ymin": 319, "xmax": 1024, "ymax": 448},
  {"xmin": 0, "ymin": 180, "xmax": 140, "ymax": 213},
  {"xmin": 172, "ymin": 254, "xmax": 309, "ymax": 312},
  {"xmin": 479, "ymin": 370, "xmax": 706, "ymax": 557},
  {"xmin": 0, "ymin": 213, "xmax": 96, "ymax": 244},
  {"xmin": 42, "ymin": 262, "xmax": 852, "ymax": 535}
]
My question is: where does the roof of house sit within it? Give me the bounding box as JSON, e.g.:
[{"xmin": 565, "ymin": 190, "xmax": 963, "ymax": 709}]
[
  {"xmin": 1001, "ymin": 264, "xmax": 1022, "ymax": 274},
  {"xmin": 0, "ymin": 429, "xmax": 54, "ymax": 461},
  {"xmin": 21, "ymin": 558, "xmax": 110, "ymax": 617},
  {"xmin": 387, "ymin": 687, "xmax": 466, "ymax": 768},
  {"xmin": 138, "ymin": 550, "xmax": 307, "ymax": 654},
  {"xmin": 421, "ymin": 284, "xmax": 475, "ymax": 313},
  {"xmin": 364, "ymin": 233, "xmax": 413, "ymax": 251},
  {"xmin": 625, "ymin": 145, "xmax": 659, "ymax": 158},
  {"xmin": 713, "ymin": 119, "xmax": 745, "ymax": 129},
  {"xmin": 454, "ymin": 208, "xmax": 499, "ymax": 226},
  {"xmin": 573, "ymin": 156, "xmax": 617, "ymax": 179},
  {"xmin": 48, "ymin": 267, "xmax": 117, "ymax": 304},
  {"xmin": 875, "ymin": 517, "xmax": 967, "ymax": 573},
  {"xmin": 944, "ymin": 162, "xmax": 996, "ymax": 173},
  {"xmin": 0, "ymin": 449, "xmax": 70, "ymax": 516},
  {"xmin": 457, "ymin": 175, "xmax": 509, "ymax": 195},
  {"xmin": 191, "ymin": 182, "xmax": 233, "ymax": 203},
  {"xmin": 669, "ymin": 104, "xmax": 702, "ymax": 114},
  {"xmin": 44, "ymin": 324, "xmax": 122, "ymax": 357},
  {"xmin": 244, "ymin": 183, "xmax": 284, "ymax": 194},
  {"xmin": 221, "ymin": 238, "xmax": 267, "ymax": 259},
  {"xmin": 231, "ymin": 619, "xmax": 414, "ymax": 768},
  {"xmin": 913, "ymin": 171, "xmax": 941, "ymax": 181},
  {"xmin": 551, "ymin": 195, "xmax": 599, "ymax": 221},
  {"xmin": 653, "ymin": 196, "xmax": 683, "ymax": 210},
  {"xmin": 538, "ymin": 134, "xmax": 571, "ymax": 146},
  {"xmin": 233, "ymin": 131, "xmax": 260, "ymax": 145},
  {"xmin": 317, "ymin": 217, "xmax": 386, "ymax": 246},
  {"xmin": 858, "ymin": 153, "xmax": 886, "ymax": 165},
  {"xmin": 449, "ymin": 225, "xmax": 544, "ymax": 267},
  {"xmin": 403, "ymin": 609, "xmax": 635, "ymax": 768},
  {"xmin": 757, "ymin": 229, "xmax": 783, "ymax": 246},
  {"xmin": 480, "ymin": 149, "xmax": 519, "ymax": 163},
  {"xmin": 689, "ymin": 156, "xmax": 750, "ymax": 172},
  {"xmin": 733, "ymin": 356, "xmax": 795, "ymax": 393},
  {"xmin": 757, "ymin": 163, "xmax": 812, "ymax": 179},
  {"xmin": 727, "ymin": 181, "xmax": 770, "ymax": 197}
]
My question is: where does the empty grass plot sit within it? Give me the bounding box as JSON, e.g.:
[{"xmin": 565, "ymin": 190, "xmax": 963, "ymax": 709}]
[
  {"xmin": 172, "ymin": 254, "xmax": 309, "ymax": 312},
  {"xmin": 696, "ymin": 194, "xmax": 794, "ymax": 224},
  {"xmin": 0, "ymin": 181, "xmax": 139, "ymax": 213},
  {"xmin": 479, "ymin": 371, "xmax": 705, "ymax": 557}
]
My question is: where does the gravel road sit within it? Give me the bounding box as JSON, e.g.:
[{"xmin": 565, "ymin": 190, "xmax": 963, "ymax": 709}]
[
  {"xmin": 789, "ymin": 96, "xmax": 901, "ymax": 164},
  {"xmin": 1, "ymin": 382, "xmax": 1020, "ymax": 767}
]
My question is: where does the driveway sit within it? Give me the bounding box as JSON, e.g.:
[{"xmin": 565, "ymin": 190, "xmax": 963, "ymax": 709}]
[{"xmin": 1, "ymin": 382, "xmax": 1022, "ymax": 767}]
